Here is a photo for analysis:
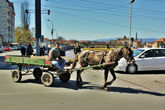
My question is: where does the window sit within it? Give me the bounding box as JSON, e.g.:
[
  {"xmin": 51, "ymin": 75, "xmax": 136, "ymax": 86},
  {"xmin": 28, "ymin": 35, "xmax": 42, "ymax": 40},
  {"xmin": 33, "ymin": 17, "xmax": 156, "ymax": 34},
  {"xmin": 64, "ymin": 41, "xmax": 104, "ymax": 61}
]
[
  {"xmin": 133, "ymin": 49, "xmax": 145, "ymax": 57},
  {"xmin": 155, "ymin": 49, "xmax": 165, "ymax": 57},
  {"xmin": 141, "ymin": 50, "xmax": 155, "ymax": 58}
]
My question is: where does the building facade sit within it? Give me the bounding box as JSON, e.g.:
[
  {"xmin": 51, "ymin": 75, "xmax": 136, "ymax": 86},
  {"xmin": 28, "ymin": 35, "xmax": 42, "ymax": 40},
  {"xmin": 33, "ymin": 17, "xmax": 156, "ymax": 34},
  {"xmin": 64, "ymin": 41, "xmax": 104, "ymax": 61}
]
[{"xmin": 0, "ymin": 0, "xmax": 15, "ymax": 45}]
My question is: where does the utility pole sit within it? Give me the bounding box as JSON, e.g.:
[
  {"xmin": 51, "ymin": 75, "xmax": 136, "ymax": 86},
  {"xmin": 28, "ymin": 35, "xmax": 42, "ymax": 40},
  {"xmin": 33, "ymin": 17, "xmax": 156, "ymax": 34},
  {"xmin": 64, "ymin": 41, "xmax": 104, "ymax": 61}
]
[
  {"xmin": 35, "ymin": 0, "xmax": 41, "ymax": 56},
  {"xmin": 129, "ymin": 0, "xmax": 135, "ymax": 47},
  {"xmin": 47, "ymin": 19, "xmax": 54, "ymax": 47}
]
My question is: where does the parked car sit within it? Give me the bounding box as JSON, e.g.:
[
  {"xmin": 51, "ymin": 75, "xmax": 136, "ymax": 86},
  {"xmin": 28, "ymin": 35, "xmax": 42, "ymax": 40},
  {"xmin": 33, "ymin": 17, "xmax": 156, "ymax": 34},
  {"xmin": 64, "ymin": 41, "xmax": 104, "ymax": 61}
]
[
  {"xmin": 0, "ymin": 45, "xmax": 4, "ymax": 53},
  {"xmin": 115, "ymin": 48, "xmax": 165, "ymax": 73},
  {"xmin": 11, "ymin": 46, "xmax": 19, "ymax": 50},
  {"xmin": 4, "ymin": 46, "xmax": 11, "ymax": 51}
]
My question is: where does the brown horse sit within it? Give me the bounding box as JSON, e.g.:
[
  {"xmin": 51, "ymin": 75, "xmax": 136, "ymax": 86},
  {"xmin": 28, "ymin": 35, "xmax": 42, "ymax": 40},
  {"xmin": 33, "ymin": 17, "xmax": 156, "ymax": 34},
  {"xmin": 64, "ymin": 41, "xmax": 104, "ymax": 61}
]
[{"xmin": 71, "ymin": 46, "xmax": 135, "ymax": 90}]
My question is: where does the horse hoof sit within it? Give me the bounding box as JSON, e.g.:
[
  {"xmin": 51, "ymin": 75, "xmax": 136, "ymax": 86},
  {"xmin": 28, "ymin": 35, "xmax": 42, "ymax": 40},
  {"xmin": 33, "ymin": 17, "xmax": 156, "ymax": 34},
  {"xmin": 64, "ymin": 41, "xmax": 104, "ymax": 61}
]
[
  {"xmin": 104, "ymin": 87, "xmax": 109, "ymax": 92},
  {"xmin": 103, "ymin": 84, "xmax": 107, "ymax": 88}
]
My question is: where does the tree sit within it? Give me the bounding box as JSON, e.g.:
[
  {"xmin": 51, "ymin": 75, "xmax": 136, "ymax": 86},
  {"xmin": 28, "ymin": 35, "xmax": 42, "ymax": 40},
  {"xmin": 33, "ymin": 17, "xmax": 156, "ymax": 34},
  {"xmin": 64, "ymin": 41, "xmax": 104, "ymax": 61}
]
[
  {"xmin": 131, "ymin": 37, "xmax": 134, "ymax": 47},
  {"xmin": 14, "ymin": 2, "xmax": 32, "ymax": 45},
  {"xmin": 14, "ymin": 26, "xmax": 32, "ymax": 45},
  {"xmin": 124, "ymin": 35, "xmax": 127, "ymax": 39},
  {"xmin": 21, "ymin": 1, "xmax": 30, "ymax": 30},
  {"xmin": 57, "ymin": 36, "xmax": 65, "ymax": 41}
]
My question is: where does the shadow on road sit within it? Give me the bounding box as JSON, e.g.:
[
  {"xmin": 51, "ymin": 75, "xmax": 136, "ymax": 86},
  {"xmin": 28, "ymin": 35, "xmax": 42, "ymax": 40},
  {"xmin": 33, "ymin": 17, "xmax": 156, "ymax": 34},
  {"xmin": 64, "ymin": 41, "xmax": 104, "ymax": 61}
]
[
  {"xmin": 109, "ymin": 86, "xmax": 165, "ymax": 96},
  {"xmin": 20, "ymin": 79, "xmax": 42, "ymax": 84},
  {"xmin": 18, "ymin": 78, "xmax": 165, "ymax": 96},
  {"xmin": 19, "ymin": 78, "xmax": 89, "ymax": 90},
  {"xmin": 82, "ymin": 85, "xmax": 165, "ymax": 96}
]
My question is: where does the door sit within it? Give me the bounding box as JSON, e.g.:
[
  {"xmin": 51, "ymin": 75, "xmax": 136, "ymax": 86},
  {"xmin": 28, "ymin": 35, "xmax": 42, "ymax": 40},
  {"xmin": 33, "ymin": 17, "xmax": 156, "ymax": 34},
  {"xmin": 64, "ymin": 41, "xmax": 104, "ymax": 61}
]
[
  {"xmin": 137, "ymin": 49, "xmax": 156, "ymax": 70},
  {"xmin": 154, "ymin": 49, "xmax": 165, "ymax": 70}
]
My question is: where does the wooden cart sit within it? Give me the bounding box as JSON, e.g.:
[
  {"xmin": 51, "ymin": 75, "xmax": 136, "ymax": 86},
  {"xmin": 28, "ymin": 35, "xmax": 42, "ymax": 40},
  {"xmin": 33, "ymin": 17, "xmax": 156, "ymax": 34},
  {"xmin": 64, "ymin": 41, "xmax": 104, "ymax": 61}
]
[{"xmin": 5, "ymin": 55, "xmax": 73, "ymax": 87}]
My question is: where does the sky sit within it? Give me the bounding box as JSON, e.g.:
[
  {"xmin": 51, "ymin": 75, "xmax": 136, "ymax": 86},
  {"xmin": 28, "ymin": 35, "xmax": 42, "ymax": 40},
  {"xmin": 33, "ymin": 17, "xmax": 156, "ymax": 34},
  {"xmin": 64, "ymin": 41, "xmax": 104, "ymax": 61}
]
[{"xmin": 10, "ymin": 0, "xmax": 165, "ymax": 41}]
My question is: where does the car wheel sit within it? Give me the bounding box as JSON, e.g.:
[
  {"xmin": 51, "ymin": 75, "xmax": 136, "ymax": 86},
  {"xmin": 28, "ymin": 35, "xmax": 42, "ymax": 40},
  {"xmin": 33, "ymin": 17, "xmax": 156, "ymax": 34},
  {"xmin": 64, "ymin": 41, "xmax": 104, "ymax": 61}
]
[{"xmin": 126, "ymin": 64, "xmax": 137, "ymax": 74}]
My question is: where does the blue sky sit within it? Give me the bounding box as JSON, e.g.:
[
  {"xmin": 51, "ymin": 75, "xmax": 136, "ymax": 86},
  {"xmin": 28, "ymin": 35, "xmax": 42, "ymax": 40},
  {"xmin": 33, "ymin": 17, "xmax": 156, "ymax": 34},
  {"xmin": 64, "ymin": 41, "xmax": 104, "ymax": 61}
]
[{"xmin": 10, "ymin": 0, "xmax": 165, "ymax": 40}]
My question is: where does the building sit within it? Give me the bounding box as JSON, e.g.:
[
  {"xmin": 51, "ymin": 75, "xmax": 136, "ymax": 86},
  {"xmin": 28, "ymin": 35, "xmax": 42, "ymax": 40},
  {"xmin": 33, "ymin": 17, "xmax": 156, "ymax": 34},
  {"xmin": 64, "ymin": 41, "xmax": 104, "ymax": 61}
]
[
  {"xmin": 153, "ymin": 38, "xmax": 165, "ymax": 48},
  {"xmin": 0, "ymin": 0, "xmax": 15, "ymax": 45},
  {"xmin": 144, "ymin": 42, "xmax": 154, "ymax": 48},
  {"xmin": 31, "ymin": 37, "xmax": 50, "ymax": 47},
  {"xmin": 133, "ymin": 40, "xmax": 141, "ymax": 48}
]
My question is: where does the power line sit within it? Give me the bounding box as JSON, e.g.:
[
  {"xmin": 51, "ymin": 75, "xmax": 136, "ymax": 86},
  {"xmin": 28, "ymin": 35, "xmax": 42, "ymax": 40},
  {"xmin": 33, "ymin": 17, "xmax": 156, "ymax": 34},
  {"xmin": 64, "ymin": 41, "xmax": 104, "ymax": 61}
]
[
  {"xmin": 149, "ymin": 0, "xmax": 165, "ymax": 3},
  {"xmin": 45, "ymin": 0, "xmax": 165, "ymax": 19},
  {"xmin": 51, "ymin": 10, "xmax": 165, "ymax": 34},
  {"xmin": 44, "ymin": 4, "xmax": 165, "ymax": 21},
  {"xmin": 77, "ymin": 0, "xmax": 165, "ymax": 14},
  {"xmin": 47, "ymin": 0, "xmax": 165, "ymax": 14}
]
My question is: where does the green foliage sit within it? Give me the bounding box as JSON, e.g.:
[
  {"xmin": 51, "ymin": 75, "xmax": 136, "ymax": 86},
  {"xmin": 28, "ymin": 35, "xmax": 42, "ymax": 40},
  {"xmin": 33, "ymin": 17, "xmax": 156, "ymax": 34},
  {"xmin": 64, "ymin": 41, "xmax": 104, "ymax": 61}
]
[{"xmin": 14, "ymin": 26, "xmax": 32, "ymax": 45}]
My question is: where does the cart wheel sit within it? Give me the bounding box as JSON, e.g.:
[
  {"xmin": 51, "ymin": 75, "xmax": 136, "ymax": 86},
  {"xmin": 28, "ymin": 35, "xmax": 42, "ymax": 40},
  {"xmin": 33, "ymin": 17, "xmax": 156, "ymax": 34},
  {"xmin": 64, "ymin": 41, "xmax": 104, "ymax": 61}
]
[
  {"xmin": 33, "ymin": 68, "xmax": 42, "ymax": 80},
  {"xmin": 59, "ymin": 71, "xmax": 70, "ymax": 82},
  {"xmin": 12, "ymin": 70, "xmax": 22, "ymax": 82},
  {"xmin": 41, "ymin": 73, "xmax": 54, "ymax": 87}
]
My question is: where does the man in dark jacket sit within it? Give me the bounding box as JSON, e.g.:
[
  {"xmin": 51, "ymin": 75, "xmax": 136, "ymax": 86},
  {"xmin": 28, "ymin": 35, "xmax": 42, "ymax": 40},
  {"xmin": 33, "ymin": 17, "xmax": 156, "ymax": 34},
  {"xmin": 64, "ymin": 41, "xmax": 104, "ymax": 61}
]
[
  {"xmin": 27, "ymin": 43, "xmax": 33, "ymax": 56},
  {"xmin": 74, "ymin": 42, "xmax": 81, "ymax": 55},
  {"xmin": 21, "ymin": 46, "xmax": 26, "ymax": 56}
]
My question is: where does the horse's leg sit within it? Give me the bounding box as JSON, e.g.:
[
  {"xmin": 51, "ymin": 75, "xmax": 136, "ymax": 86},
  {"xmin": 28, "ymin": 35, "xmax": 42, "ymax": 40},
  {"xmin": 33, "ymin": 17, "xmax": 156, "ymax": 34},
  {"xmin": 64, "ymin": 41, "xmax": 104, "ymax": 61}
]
[
  {"xmin": 103, "ymin": 68, "xmax": 109, "ymax": 89},
  {"xmin": 106, "ymin": 69, "xmax": 116, "ymax": 86},
  {"xmin": 71, "ymin": 54, "xmax": 78, "ymax": 69},
  {"xmin": 76, "ymin": 70, "xmax": 79, "ymax": 85},
  {"xmin": 76, "ymin": 70, "xmax": 83, "ymax": 88}
]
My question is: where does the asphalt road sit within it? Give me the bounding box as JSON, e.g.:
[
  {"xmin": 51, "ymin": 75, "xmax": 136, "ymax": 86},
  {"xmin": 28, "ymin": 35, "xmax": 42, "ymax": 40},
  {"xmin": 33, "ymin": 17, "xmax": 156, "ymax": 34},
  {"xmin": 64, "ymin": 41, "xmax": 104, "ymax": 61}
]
[{"xmin": 0, "ymin": 50, "xmax": 165, "ymax": 110}]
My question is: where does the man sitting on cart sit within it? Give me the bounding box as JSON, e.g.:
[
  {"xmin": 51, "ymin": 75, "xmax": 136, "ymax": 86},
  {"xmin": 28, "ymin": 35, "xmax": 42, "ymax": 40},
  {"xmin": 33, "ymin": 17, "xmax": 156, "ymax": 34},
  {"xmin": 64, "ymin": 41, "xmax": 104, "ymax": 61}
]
[{"xmin": 48, "ymin": 43, "xmax": 66, "ymax": 71}]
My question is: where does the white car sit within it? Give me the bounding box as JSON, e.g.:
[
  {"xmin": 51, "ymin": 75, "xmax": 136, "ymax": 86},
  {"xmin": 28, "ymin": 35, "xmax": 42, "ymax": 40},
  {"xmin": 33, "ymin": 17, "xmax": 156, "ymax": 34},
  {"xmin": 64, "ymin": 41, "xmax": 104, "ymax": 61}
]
[{"xmin": 115, "ymin": 48, "xmax": 165, "ymax": 73}]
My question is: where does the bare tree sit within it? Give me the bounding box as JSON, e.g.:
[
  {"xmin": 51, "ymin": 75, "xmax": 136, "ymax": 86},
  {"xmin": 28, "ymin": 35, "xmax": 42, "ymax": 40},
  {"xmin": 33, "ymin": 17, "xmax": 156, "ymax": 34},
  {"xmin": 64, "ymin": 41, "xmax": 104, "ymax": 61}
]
[
  {"xmin": 57, "ymin": 36, "xmax": 65, "ymax": 41},
  {"xmin": 21, "ymin": 1, "xmax": 30, "ymax": 30}
]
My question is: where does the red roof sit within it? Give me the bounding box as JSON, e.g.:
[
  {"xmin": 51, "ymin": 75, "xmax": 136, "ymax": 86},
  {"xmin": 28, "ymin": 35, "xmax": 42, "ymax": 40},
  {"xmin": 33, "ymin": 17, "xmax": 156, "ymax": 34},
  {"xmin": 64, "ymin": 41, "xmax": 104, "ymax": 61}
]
[
  {"xmin": 156, "ymin": 38, "xmax": 165, "ymax": 42},
  {"xmin": 31, "ymin": 38, "xmax": 36, "ymax": 41},
  {"xmin": 44, "ymin": 38, "xmax": 49, "ymax": 40},
  {"xmin": 134, "ymin": 40, "xmax": 141, "ymax": 42}
]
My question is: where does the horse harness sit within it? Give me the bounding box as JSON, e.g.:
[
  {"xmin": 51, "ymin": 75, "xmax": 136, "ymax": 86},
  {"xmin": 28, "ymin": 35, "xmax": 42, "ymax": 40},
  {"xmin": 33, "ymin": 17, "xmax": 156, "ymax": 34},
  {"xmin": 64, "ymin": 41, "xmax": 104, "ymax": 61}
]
[{"xmin": 99, "ymin": 51, "xmax": 107, "ymax": 64}]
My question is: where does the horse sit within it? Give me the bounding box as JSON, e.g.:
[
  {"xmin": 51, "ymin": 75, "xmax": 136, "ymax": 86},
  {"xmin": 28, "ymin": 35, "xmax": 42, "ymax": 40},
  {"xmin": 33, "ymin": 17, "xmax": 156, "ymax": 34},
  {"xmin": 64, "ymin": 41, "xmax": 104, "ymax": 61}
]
[{"xmin": 71, "ymin": 46, "xmax": 135, "ymax": 91}]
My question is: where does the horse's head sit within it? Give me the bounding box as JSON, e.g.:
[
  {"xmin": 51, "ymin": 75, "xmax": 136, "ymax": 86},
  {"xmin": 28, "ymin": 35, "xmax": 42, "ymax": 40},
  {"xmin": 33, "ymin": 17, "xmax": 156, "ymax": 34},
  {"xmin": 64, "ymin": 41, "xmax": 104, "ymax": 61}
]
[{"xmin": 120, "ymin": 46, "xmax": 135, "ymax": 64}]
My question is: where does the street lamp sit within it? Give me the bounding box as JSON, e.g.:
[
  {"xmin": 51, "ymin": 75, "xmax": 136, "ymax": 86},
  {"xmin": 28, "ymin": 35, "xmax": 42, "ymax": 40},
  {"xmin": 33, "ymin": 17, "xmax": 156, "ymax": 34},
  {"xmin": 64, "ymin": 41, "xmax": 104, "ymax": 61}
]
[
  {"xmin": 129, "ymin": 0, "xmax": 135, "ymax": 47},
  {"xmin": 47, "ymin": 19, "xmax": 54, "ymax": 46}
]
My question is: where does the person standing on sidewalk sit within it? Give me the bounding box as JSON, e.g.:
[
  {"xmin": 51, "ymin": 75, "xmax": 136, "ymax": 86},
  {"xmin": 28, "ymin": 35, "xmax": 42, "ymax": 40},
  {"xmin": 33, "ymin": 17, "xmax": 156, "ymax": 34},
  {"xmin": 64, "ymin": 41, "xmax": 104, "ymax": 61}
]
[
  {"xmin": 74, "ymin": 41, "xmax": 81, "ymax": 55},
  {"xmin": 21, "ymin": 45, "xmax": 26, "ymax": 56},
  {"xmin": 26, "ymin": 43, "xmax": 33, "ymax": 56}
]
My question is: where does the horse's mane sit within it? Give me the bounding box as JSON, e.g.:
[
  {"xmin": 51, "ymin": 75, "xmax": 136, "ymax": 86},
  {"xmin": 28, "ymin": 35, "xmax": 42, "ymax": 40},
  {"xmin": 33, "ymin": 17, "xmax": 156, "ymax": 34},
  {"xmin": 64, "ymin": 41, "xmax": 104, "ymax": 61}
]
[{"xmin": 104, "ymin": 48, "xmax": 122, "ymax": 63}]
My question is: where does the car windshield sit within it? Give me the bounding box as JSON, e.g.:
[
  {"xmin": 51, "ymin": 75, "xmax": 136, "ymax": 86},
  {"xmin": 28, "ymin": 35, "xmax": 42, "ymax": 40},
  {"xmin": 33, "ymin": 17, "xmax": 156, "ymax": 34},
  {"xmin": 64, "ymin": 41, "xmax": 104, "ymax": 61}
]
[{"xmin": 133, "ymin": 49, "xmax": 145, "ymax": 57}]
